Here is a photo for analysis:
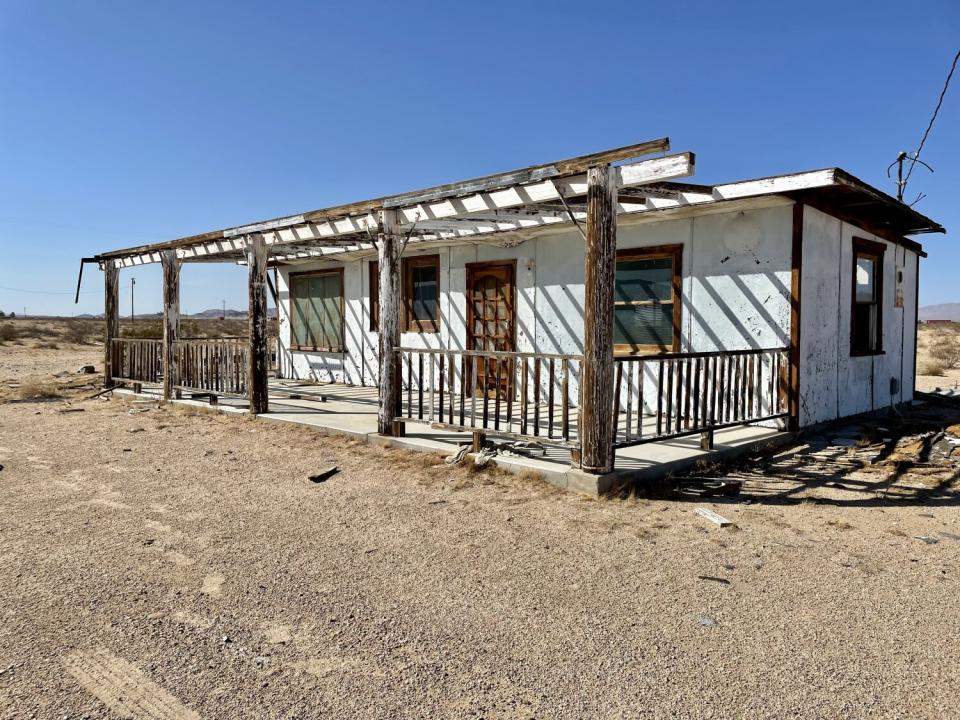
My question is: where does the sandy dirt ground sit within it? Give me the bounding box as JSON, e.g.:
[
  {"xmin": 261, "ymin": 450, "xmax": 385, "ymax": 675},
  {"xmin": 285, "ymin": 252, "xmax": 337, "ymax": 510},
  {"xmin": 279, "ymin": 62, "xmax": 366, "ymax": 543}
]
[
  {"xmin": 1, "ymin": 333, "xmax": 959, "ymax": 719},
  {"xmin": 916, "ymin": 323, "xmax": 960, "ymax": 392}
]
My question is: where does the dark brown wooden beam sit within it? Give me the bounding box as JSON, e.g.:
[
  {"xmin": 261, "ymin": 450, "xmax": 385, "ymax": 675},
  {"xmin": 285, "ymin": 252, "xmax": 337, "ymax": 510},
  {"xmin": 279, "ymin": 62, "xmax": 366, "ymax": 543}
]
[
  {"xmin": 103, "ymin": 262, "xmax": 119, "ymax": 388},
  {"xmin": 377, "ymin": 211, "xmax": 401, "ymax": 436},
  {"xmin": 247, "ymin": 234, "xmax": 269, "ymax": 415},
  {"xmin": 579, "ymin": 164, "xmax": 617, "ymax": 474},
  {"xmin": 788, "ymin": 202, "xmax": 803, "ymax": 431},
  {"xmin": 161, "ymin": 250, "xmax": 181, "ymax": 401}
]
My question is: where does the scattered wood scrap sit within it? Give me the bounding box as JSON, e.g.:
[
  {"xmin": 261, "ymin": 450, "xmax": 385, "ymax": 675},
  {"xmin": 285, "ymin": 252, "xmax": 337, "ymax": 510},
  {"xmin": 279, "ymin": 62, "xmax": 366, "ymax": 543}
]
[
  {"xmin": 309, "ymin": 466, "xmax": 339, "ymax": 483},
  {"xmin": 695, "ymin": 507, "xmax": 732, "ymax": 527},
  {"xmin": 696, "ymin": 575, "xmax": 731, "ymax": 585},
  {"xmin": 700, "ymin": 481, "xmax": 741, "ymax": 498}
]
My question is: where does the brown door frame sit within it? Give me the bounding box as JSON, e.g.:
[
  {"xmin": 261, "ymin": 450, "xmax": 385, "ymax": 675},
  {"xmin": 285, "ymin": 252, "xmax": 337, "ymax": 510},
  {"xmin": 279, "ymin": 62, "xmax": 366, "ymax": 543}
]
[
  {"xmin": 465, "ymin": 259, "xmax": 518, "ymax": 352},
  {"xmin": 465, "ymin": 260, "xmax": 517, "ymax": 398}
]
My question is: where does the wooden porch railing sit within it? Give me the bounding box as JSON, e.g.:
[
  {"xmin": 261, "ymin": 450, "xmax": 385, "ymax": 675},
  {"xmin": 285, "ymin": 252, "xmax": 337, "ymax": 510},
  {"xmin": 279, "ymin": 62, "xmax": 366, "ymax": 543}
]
[
  {"xmin": 110, "ymin": 338, "xmax": 162, "ymax": 384},
  {"xmin": 172, "ymin": 338, "xmax": 248, "ymax": 395},
  {"xmin": 109, "ymin": 337, "xmax": 249, "ymax": 396},
  {"xmin": 612, "ymin": 347, "xmax": 789, "ymax": 449},
  {"xmin": 394, "ymin": 347, "xmax": 582, "ymax": 447}
]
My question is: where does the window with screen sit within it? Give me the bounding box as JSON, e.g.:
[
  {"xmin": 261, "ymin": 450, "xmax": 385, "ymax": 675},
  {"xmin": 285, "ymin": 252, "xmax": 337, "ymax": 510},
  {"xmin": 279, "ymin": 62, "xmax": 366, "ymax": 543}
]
[
  {"xmin": 851, "ymin": 238, "xmax": 884, "ymax": 356},
  {"xmin": 289, "ymin": 269, "xmax": 344, "ymax": 351},
  {"xmin": 614, "ymin": 245, "xmax": 681, "ymax": 354},
  {"xmin": 403, "ymin": 255, "xmax": 440, "ymax": 333}
]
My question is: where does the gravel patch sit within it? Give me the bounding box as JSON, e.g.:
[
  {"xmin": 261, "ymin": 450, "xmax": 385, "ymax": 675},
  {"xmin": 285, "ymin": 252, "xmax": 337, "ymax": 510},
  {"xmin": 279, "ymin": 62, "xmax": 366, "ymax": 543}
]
[{"xmin": 0, "ymin": 352, "xmax": 958, "ymax": 718}]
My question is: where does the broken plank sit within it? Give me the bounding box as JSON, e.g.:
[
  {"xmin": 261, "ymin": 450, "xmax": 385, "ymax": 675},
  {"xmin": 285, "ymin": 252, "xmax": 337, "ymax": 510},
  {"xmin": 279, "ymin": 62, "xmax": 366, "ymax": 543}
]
[
  {"xmin": 309, "ymin": 466, "xmax": 339, "ymax": 483},
  {"xmin": 695, "ymin": 507, "xmax": 732, "ymax": 527}
]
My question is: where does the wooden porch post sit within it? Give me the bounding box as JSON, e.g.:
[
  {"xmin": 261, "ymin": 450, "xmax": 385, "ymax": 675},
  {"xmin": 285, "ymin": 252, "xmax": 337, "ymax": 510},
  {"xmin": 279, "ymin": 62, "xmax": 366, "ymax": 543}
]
[
  {"xmin": 377, "ymin": 210, "xmax": 401, "ymax": 436},
  {"xmin": 788, "ymin": 202, "xmax": 803, "ymax": 431},
  {"xmin": 579, "ymin": 164, "xmax": 617, "ymax": 474},
  {"xmin": 247, "ymin": 233, "xmax": 269, "ymax": 415},
  {"xmin": 103, "ymin": 261, "xmax": 119, "ymax": 388},
  {"xmin": 161, "ymin": 249, "xmax": 181, "ymax": 401}
]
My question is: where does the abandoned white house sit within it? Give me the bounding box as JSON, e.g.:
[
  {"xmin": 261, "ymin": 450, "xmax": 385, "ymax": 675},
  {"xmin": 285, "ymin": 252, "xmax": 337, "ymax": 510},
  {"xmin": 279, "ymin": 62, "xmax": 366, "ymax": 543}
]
[{"xmin": 87, "ymin": 138, "xmax": 944, "ymax": 492}]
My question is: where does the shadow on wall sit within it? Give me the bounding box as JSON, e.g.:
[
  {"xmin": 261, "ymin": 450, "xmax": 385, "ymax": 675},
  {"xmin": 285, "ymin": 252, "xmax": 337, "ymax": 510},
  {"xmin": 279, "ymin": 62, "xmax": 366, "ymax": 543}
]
[
  {"xmin": 684, "ymin": 272, "xmax": 790, "ymax": 352},
  {"xmin": 279, "ymin": 257, "xmax": 792, "ymax": 399}
]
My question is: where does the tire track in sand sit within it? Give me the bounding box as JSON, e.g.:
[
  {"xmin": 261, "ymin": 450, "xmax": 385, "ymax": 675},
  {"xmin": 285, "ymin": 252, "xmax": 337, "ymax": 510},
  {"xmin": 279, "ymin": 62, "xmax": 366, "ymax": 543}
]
[{"xmin": 64, "ymin": 647, "xmax": 203, "ymax": 720}]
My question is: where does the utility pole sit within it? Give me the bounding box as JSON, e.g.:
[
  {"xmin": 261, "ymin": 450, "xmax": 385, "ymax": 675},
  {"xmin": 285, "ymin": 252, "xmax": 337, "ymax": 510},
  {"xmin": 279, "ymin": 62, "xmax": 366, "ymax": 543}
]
[
  {"xmin": 222, "ymin": 299, "xmax": 226, "ymax": 321},
  {"xmin": 894, "ymin": 151, "xmax": 906, "ymax": 202},
  {"xmin": 131, "ymin": 277, "xmax": 136, "ymax": 322}
]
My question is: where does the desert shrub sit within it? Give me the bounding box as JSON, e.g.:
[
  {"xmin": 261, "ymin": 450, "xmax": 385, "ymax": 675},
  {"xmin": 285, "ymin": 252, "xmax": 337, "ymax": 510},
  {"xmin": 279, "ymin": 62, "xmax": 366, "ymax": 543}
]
[
  {"xmin": 918, "ymin": 360, "xmax": 947, "ymax": 376},
  {"xmin": 62, "ymin": 321, "xmax": 96, "ymax": 344},
  {"xmin": 0, "ymin": 324, "xmax": 15, "ymax": 343},
  {"xmin": 929, "ymin": 338, "xmax": 960, "ymax": 369},
  {"xmin": 11, "ymin": 322, "xmax": 59, "ymax": 341},
  {"xmin": 15, "ymin": 380, "xmax": 63, "ymax": 401},
  {"xmin": 121, "ymin": 320, "xmax": 162, "ymax": 339}
]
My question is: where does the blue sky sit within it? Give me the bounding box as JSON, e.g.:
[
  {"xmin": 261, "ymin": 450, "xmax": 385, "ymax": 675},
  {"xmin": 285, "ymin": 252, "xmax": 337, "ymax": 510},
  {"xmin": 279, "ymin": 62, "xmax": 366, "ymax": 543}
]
[{"xmin": 0, "ymin": 0, "xmax": 957, "ymax": 316}]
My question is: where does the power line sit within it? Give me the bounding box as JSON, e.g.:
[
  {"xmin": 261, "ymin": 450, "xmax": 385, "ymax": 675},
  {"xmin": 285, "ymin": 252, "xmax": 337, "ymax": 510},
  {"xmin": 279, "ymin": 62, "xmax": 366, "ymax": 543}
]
[
  {"xmin": 0, "ymin": 282, "xmax": 219, "ymax": 296},
  {"xmin": 902, "ymin": 47, "xmax": 960, "ymax": 194},
  {"xmin": 0, "ymin": 285, "xmax": 100, "ymax": 296}
]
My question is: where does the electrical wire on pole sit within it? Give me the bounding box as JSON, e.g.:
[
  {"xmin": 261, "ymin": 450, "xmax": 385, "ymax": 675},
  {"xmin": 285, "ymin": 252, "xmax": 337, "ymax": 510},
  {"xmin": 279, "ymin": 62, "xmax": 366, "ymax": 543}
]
[{"xmin": 888, "ymin": 47, "xmax": 959, "ymax": 205}]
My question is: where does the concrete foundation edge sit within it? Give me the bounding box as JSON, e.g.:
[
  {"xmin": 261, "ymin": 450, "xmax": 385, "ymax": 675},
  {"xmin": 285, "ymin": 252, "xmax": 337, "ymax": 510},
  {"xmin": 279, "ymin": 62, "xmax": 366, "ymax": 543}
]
[{"xmin": 114, "ymin": 389, "xmax": 796, "ymax": 496}]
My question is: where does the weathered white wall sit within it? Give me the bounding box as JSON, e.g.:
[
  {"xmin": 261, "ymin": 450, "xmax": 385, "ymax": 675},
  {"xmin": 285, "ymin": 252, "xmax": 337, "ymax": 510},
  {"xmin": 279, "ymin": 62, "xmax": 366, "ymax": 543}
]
[
  {"xmin": 278, "ymin": 201, "xmax": 796, "ymax": 396},
  {"xmin": 277, "ymin": 200, "xmax": 917, "ymax": 429},
  {"xmin": 799, "ymin": 206, "xmax": 918, "ymax": 426}
]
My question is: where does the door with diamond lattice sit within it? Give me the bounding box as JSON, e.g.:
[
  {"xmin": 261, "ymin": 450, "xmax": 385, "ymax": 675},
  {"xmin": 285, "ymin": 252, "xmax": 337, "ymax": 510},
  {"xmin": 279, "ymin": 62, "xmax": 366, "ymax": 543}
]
[{"xmin": 466, "ymin": 261, "xmax": 515, "ymax": 398}]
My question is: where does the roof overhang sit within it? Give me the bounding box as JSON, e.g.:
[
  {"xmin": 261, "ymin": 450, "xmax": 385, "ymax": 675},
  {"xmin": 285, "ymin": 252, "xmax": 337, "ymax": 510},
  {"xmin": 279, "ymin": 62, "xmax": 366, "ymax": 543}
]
[{"xmin": 93, "ymin": 141, "xmax": 944, "ymax": 268}]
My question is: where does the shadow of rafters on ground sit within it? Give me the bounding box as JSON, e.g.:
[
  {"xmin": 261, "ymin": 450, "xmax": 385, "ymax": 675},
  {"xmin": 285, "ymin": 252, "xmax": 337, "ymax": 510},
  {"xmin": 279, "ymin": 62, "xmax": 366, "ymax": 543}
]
[{"xmin": 669, "ymin": 393, "xmax": 960, "ymax": 508}]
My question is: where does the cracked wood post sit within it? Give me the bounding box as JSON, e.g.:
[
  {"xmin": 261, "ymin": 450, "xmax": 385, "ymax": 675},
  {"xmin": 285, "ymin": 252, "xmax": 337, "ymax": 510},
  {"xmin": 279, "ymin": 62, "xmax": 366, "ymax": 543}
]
[
  {"xmin": 579, "ymin": 163, "xmax": 617, "ymax": 474},
  {"xmin": 103, "ymin": 261, "xmax": 119, "ymax": 388},
  {"xmin": 377, "ymin": 210, "xmax": 401, "ymax": 436},
  {"xmin": 161, "ymin": 250, "xmax": 181, "ymax": 401},
  {"xmin": 247, "ymin": 233, "xmax": 269, "ymax": 415}
]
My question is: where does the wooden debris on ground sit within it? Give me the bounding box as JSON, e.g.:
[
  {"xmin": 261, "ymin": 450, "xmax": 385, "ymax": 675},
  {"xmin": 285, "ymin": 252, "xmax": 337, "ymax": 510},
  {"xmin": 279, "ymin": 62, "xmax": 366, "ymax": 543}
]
[
  {"xmin": 309, "ymin": 466, "xmax": 339, "ymax": 483},
  {"xmin": 700, "ymin": 481, "xmax": 742, "ymax": 498},
  {"xmin": 695, "ymin": 507, "xmax": 732, "ymax": 527}
]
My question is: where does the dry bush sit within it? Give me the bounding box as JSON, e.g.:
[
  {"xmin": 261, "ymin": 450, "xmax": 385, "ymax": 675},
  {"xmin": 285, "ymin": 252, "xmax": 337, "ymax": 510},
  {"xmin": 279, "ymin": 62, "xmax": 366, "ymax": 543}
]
[
  {"xmin": 515, "ymin": 468, "xmax": 545, "ymax": 484},
  {"xmin": 121, "ymin": 320, "xmax": 162, "ymax": 339},
  {"xmin": 62, "ymin": 320, "xmax": 97, "ymax": 344},
  {"xmin": 117, "ymin": 318, "xmax": 261, "ymax": 340},
  {"xmin": 928, "ymin": 338, "xmax": 960, "ymax": 369},
  {"xmin": 918, "ymin": 359, "xmax": 946, "ymax": 377},
  {"xmin": 0, "ymin": 321, "xmax": 60, "ymax": 343},
  {"xmin": 15, "ymin": 380, "xmax": 63, "ymax": 401}
]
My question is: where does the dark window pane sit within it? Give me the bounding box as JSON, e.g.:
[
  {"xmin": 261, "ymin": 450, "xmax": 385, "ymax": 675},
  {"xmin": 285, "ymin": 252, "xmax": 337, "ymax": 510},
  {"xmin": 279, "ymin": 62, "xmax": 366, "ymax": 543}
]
[
  {"xmin": 614, "ymin": 303, "xmax": 674, "ymax": 347},
  {"xmin": 291, "ymin": 277, "xmax": 311, "ymax": 347},
  {"xmin": 290, "ymin": 273, "xmax": 342, "ymax": 349},
  {"xmin": 852, "ymin": 302, "xmax": 877, "ymax": 354},
  {"xmin": 615, "ymin": 257, "xmax": 673, "ymax": 303},
  {"xmin": 411, "ymin": 265, "xmax": 437, "ymax": 321}
]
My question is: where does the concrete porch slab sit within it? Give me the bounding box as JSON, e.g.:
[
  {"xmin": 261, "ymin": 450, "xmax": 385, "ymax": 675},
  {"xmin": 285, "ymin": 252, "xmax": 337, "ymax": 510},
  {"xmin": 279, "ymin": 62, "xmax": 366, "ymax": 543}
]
[{"xmin": 114, "ymin": 380, "xmax": 791, "ymax": 495}]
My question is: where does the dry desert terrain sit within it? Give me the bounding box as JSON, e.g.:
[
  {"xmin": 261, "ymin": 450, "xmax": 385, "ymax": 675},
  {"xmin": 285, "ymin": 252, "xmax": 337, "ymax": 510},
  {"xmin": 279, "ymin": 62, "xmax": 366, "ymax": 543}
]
[{"xmin": 1, "ymin": 318, "xmax": 958, "ymax": 719}]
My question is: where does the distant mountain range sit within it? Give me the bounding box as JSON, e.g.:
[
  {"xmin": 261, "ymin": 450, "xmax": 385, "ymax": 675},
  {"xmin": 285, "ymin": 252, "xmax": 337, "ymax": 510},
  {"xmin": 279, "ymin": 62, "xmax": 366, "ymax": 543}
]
[
  {"xmin": 72, "ymin": 308, "xmax": 277, "ymax": 320},
  {"xmin": 919, "ymin": 304, "xmax": 960, "ymax": 322}
]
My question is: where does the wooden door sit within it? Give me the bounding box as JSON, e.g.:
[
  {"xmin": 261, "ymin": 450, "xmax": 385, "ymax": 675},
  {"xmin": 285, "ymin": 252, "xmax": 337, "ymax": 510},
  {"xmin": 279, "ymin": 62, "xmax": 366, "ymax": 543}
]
[{"xmin": 466, "ymin": 262, "xmax": 515, "ymax": 398}]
